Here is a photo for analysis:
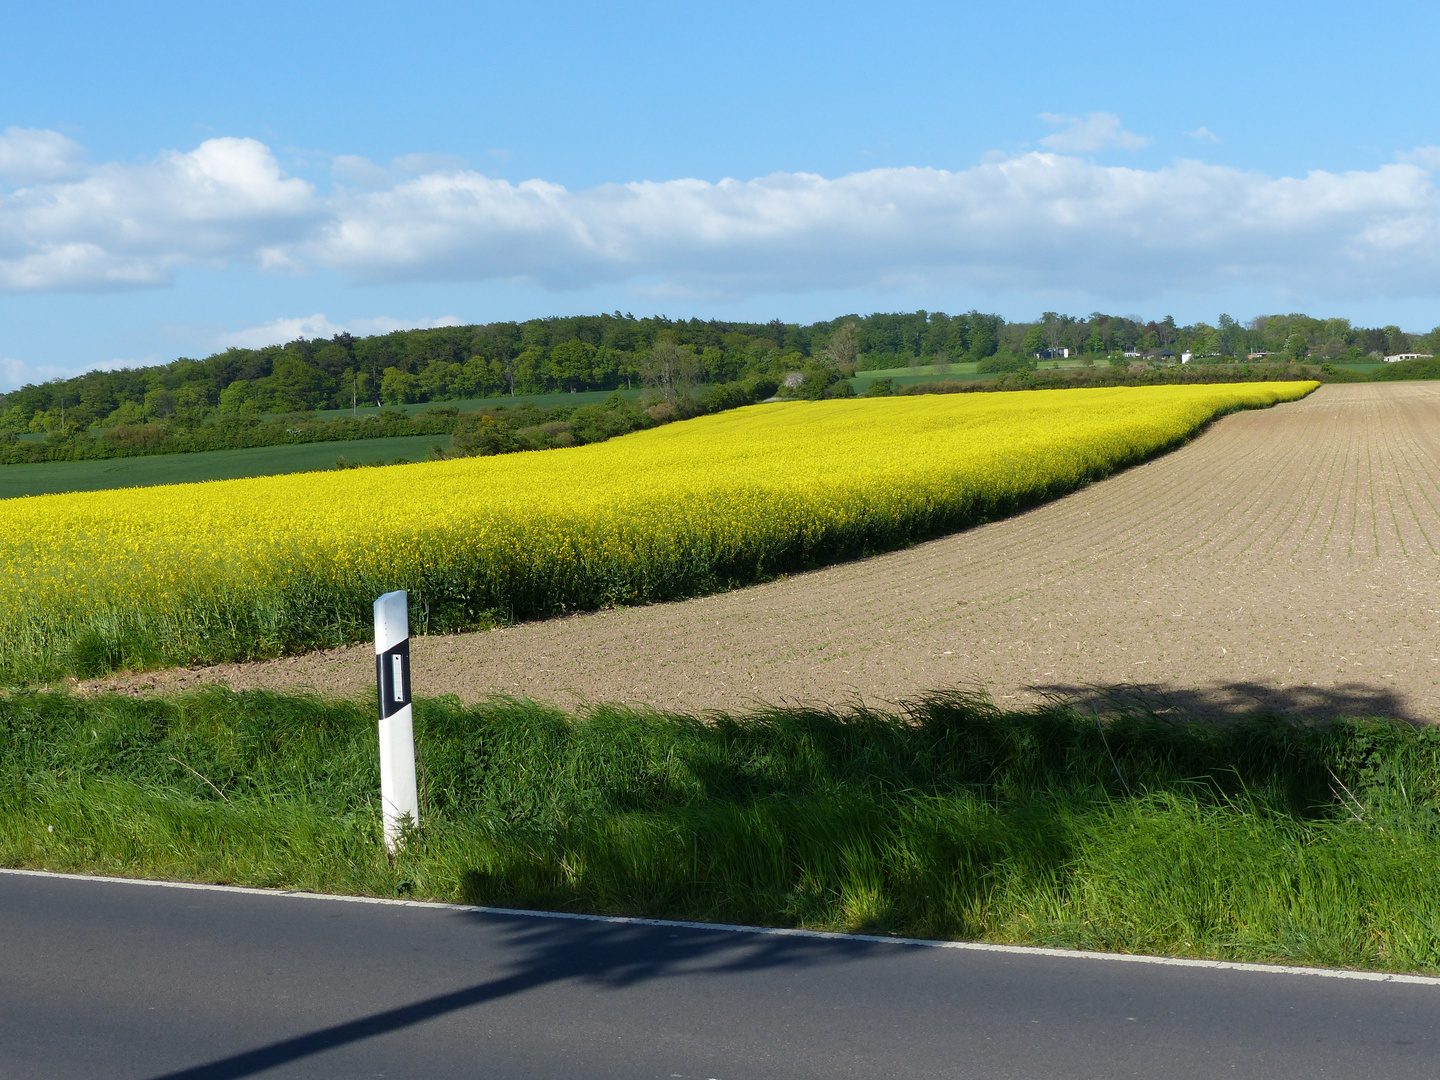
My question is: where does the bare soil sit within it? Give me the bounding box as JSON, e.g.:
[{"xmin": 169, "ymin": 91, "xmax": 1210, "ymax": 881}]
[{"xmin": 89, "ymin": 383, "xmax": 1440, "ymax": 721}]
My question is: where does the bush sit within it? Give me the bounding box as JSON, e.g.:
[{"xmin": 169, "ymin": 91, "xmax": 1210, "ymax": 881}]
[
  {"xmin": 864, "ymin": 378, "xmax": 894, "ymax": 397},
  {"xmin": 451, "ymin": 413, "xmax": 516, "ymax": 456},
  {"xmin": 103, "ymin": 423, "xmax": 168, "ymax": 450},
  {"xmin": 448, "ymin": 379, "xmax": 773, "ymax": 462},
  {"xmin": 976, "ymin": 352, "xmax": 1031, "ymax": 374},
  {"xmin": 742, "ymin": 376, "xmax": 779, "ymax": 401},
  {"xmin": 1371, "ymin": 357, "xmax": 1440, "ymax": 381},
  {"xmin": 1318, "ymin": 364, "xmax": 1370, "ymax": 383},
  {"xmin": 698, "ymin": 382, "xmax": 753, "ymax": 412}
]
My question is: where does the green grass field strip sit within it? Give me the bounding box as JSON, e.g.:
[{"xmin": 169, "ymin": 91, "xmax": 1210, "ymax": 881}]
[
  {"xmin": 855, "ymin": 361, "xmax": 1088, "ymax": 379},
  {"xmin": 5, "ymin": 687, "xmax": 1440, "ymax": 974},
  {"xmin": 308, "ymin": 387, "xmax": 648, "ymax": 420},
  {"xmin": 0, "ymin": 434, "xmax": 451, "ymax": 499}
]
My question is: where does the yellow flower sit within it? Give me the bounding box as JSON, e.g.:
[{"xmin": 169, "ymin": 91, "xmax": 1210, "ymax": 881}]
[{"xmin": 0, "ymin": 381, "xmax": 1315, "ymax": 678}]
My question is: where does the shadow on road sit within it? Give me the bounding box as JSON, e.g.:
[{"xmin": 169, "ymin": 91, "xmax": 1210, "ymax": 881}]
[
  {"xmin": 148, "ymin": 910, "xmax": 884, "ymax": 1080},
  {"xmin": 1028, "ymin": 679, "xmax": 1425, "ymax": 724}
]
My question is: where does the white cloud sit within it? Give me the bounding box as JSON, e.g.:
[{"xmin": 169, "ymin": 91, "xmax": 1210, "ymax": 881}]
[
  {"xmin": 218, "ymin": 313, "xmax": 462, "ymax": 350},
  {"xmin": 1039, "ymin": 112, "xmax": 1151, "ymax": 153},
  {"xmin": 0, "ymin": 353, "xmax": 130, "ymax": 394},
  {"xmin": 8, "ymin": 129, "xmax": 1440, "ymax": 304},
  {"xmin": 0, "ymin": 137, "xmax": 317, "ymax": 290},
  {"xmin": 332, "ymin": 152, "xmax": 468, "ymax": 189},
  {"xmin": 1186, "ymin": 126, "xmax": 1221, "ymax": 144},
  {"xmin": 1398, "ymin": 146, "xmax": 1440, "ymax": 168},
  {"xmin": 302, "ymin": 153, "xmax": 1440, "ymax": 300},
  {"xmin": 331, "ymin": 154, "xmax": 392, "ymax": 189},
  {"xmin": 390, "ymin": 152, "xmax": 467, "ymax": 176},
  {"xmin": 0, "ymin": 127, "xmax": 85, "ymax": 185},
  {"xmin": 1, "ymin": 356, "xmax": 37, "ymax": 393}
]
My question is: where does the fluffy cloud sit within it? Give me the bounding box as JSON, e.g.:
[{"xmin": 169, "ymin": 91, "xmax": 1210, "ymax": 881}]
[
  {"xmin": 306, "ymin": 154, "xmax": 1440, "ymax": 300},
  {"xmin": 1039, "ymin": 112, "xmax": 1151, "ymax": 153},
  {"xmin": 6, "ymin": 130, "xmax": 1440, "ymax": 301},
  {"xmin": 0, "ymin": 137, "xmax": 317, "ymax": 290},
  {"xmin": 0, "ymin": 127, "xmax": 85, "ymax": 184}
]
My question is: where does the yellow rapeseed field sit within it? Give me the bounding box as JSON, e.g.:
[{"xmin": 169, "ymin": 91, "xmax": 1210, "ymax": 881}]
[{"xmin": 1, "ymin": 382, "xmax": 1315, "ymax": 680}]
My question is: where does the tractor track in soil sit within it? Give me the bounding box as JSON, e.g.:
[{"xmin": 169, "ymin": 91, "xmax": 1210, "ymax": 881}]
[{"xmin": 87, "ymin": 383, "xmax": 1440, "ymax": 722}]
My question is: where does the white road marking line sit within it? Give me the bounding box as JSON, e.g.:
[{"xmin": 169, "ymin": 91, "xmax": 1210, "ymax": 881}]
[{"xmin": 4, "ymin": 866, "xmax": 1438, "ymax": 986}]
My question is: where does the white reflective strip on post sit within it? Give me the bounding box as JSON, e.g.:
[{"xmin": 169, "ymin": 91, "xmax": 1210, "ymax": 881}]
[
  {"xmin": 374, "ymin": 590, "xmax": 419, "ymax": 852},
  {"xmin": 374, "ymin": 590, "xmax": 409, "ymax": 654},
  {"xmin": 377, "ymin": 705, "xmax": 418, "ymax": 852}
]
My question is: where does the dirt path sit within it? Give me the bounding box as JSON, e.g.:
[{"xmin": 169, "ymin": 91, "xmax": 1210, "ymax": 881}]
[{"xmin": 92, "ymin": 383, "xmax": 1440, "ymax": 721}]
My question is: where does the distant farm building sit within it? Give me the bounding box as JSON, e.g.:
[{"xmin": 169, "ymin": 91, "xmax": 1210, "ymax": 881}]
[{"xmin": 1383, "ymin": 353, "xmax": 1433, "ymax": 363}]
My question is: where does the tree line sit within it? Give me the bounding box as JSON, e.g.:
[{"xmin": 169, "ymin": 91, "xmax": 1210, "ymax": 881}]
[
  {"xmin": 3, "ymin": 308, "xmax": 1434, "ymax": 442},
  {"xmin": 0, "ymin": 373, "xmax": 793, "ymax": 466}
]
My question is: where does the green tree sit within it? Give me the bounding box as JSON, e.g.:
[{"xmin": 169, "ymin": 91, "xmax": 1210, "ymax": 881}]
[
  {"xmin": 640, "ymin": 340, "xmax": 683, "ymax": 402},
  {"xmin": 512, "ymin": 347, "xmax": 547, "ymax": 393},
  {"xmin": 823, "ymin": 322, "xmax": 860, "ymax": 369},
  {"xmin": 380, "ymin": 367, "xmax": 417, "ymax": 405},
  {"xmin": 269, "ymin": 354, "xmax": 331, "ymax": 411},
  {"xmin": 548, "ymin": 339, "xmax": 594, "ymax": 390},
  {"xmin": 419, "ymin": 360, "xmax": 460, "ymax": 401},
  {"xmin": 173, "ymin": 384, "xmax": 211, "ymax": 425},
  {"xmin": 1189, "ymin": 323, "xmax": 1217, "ymax": 357},
  {"xmin": 1020, "ymin": 326, "xmax": 1046, "ymax": 356},
  {"xmin": 967, "ymin": 321, "xmax": 997, "ymax": 362},
  {"xmin": 143, "ymin": 387, "xmax": 177, "ymax": 419}
]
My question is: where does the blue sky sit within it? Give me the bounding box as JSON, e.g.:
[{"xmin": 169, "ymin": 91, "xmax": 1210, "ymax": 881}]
[{"xmin": 5, "ymin": 0, "xmax": 1440, "ymax": 388}]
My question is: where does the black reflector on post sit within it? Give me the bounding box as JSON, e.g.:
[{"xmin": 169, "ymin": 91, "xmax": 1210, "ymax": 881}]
[{"xmin": 377, "ymin": 637, "xmax": 411, "ymax": 719}]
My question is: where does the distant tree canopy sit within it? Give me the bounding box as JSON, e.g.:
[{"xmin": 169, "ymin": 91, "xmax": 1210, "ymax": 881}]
[{"xmin": 2, "ymin": 308, "xmax": 1435, "ymax": 438}]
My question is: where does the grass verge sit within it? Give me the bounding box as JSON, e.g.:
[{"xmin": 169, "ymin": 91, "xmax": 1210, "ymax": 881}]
[{"xmin": 4, "ymin": 687, "xmax": 1438, "ymax": 972}]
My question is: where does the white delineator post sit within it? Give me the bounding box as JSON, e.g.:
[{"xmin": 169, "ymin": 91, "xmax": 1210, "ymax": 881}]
[{"xmin": 374, "ymin": 590, "xmax": 420, "ymax": 852}]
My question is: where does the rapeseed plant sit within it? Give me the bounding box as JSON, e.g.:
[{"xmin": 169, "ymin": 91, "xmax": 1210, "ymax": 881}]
[{"xmin": 0, "ymin": 382, "xmax": 1315, "ymax": 681}]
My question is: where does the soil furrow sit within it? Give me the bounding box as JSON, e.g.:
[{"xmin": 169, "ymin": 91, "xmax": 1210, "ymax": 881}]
[{"xmin": 86, "ymin": 384, "xmax": 1440, "ymax": 722}]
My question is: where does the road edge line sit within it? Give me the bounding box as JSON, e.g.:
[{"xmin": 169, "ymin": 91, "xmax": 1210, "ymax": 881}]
[{"xmin": 4, "ymin": 865, "xmax": 1437, "ymax": 987}]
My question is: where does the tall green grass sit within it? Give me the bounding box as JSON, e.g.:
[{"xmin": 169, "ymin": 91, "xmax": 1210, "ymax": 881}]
[{"xmin": 4, "ymin": 689, "xmax": 1439, "ymax": 971}]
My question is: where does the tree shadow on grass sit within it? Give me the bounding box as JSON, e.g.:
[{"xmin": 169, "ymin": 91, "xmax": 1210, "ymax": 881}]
[
  {"xmin": 146, "ymin": 907, "xmax": 888, "ymax": 1080},
  {"xmin": 1027, "ymin": 679, "xmax": 1424, "ymax": 725}
]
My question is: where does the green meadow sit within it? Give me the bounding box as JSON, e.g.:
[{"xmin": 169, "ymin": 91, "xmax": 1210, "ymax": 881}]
[{"xmin": 0, "ymin": 434, "xmax": 451, "ymax": 499}]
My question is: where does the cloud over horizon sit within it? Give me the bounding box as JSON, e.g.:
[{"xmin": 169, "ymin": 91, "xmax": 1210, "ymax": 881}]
[
  {"xmin": 4, "ymin": 129, "xmax": 1440, "ymax": 304},
  {"xmin": 215, "ymin": 312, "xmax": 463, "ymax": 350}
]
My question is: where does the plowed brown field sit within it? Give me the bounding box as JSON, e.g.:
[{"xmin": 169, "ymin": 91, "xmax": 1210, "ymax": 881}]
[{"xmin": 95, "ymin": 383, "xmax": 1440, "ymax": 721}]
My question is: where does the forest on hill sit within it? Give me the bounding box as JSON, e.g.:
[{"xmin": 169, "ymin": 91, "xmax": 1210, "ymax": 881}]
[{"xmin": 2, "ymin": 309, "xmax": 1435, "ymax": 443}]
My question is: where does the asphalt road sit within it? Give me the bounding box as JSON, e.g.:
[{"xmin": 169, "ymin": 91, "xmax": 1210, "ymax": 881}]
[{"xmin": 3, "ymin": 870, "xmax": 1439, "ymax": 1079}]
